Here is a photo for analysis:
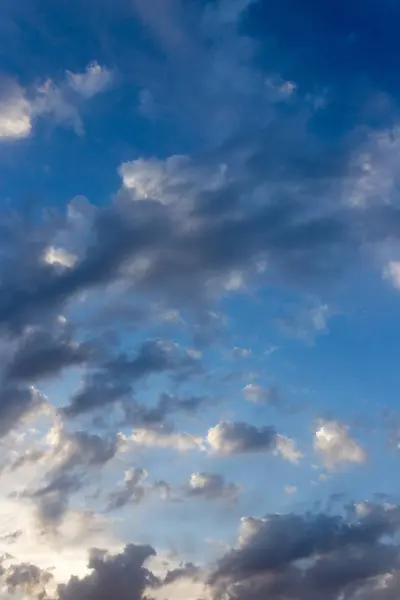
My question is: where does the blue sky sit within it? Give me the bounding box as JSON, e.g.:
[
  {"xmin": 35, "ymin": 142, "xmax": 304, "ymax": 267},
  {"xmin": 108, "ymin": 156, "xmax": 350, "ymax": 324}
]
[{"xmin": 2, "ymin": 1, "xmax": 400, "ymax": 600}]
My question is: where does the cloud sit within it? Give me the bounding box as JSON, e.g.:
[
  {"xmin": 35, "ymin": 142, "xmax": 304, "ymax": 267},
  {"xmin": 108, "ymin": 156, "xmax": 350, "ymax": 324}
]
[
  {"xmin": 17, "ymin": 425, "xmax": 121, "ymax": 527},
  {"xmin": 210, "ymin": 501, "xmax": 400, "ymax": 600},
  {"xmin": 32, "ymin": 78, "xmax": 84, "ymax": 136},
  {"xmin": 0, "ymin": 62, "xmax": 111, "ymax": 143},
  {"xmin": 4, "ymin": 501, "xmax": 400, "ymax": 600},
  {"xmin": 129, "ymin": 428, "xmax": 205, "ymax": 453},
  {"xmin": 67, "ymin": 62, "xmax": 113, "ymax": 99},
  {"xmin": 243, "ymin": 384, "xmax": 280, "ymax": 405},
  {"xmin": 44, "ymin": 247, "xmax": 77, "ymax": 269},
  {"xmin": 383, "ymin": 260, "xmax": 400, "ymax": 290},
  {"xmin": 63, "ymin": 339, "xmax": 200, "ymax": 417},
  {"xmin": 0, "ymin": 86, "xmax": 31, "ymax": 140},
  {"xmin": 207, "ymin": 421, "xmax": 277, "ymax": 455},
  {"xmin": 0, "ymin": 385, "xmax": 44, "ymax": 437},
  {"xmin": 3, "ymin": 561, "xmax": 53, "ymax": 598},
  {"xmin": 119, "ymin": 155, "xmax": 226, "ymax": 205},
  {"xmin": 314, "ymin": 420, "xmax": 367, "ymax": 470},
  {"xmin": 57, "ymin": 544, "xmax": 157, "ymax": 600},
  {"xmin": 106, "ymin": 468, "xmax": 147, "ymax": 511},
  {"xmin": 278, "ymin": 303, "xmax": 331, "ymax": 342},
  {"xmin": 206, "ymin": 422, "xmax": 301, "ymax": 461},
  {"xmin": 123, "ymin": 392, "xmax": 208, "ymax": 430},
  {"xmin": 275, "ymin": 435, "xmax": 303, "ymax": 464},
  {"xmin": 187, "ymin": 472, "xmax": 241, "ymax": 502},
  {"xmin": 5, "ymin": 329, "xmax": 90, "ymax": 383}
]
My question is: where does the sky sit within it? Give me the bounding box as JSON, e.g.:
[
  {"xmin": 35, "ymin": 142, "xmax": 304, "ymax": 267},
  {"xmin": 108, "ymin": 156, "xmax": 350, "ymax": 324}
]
[{"xmin": 2, "ymin": 0, "xmax": 400, "ymax": 599}]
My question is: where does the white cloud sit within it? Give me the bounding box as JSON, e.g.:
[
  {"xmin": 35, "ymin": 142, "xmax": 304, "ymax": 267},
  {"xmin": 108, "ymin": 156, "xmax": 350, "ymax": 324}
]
[
  {"xmin": 67, "ymin": 62, "xmax": 113, "ymax": 99},
  {"xmin": 346, "ymin": 127, "xmax": 400, "ymax": 208},
  {"xmin": 275, "ymin": 435, "xmax": 303, "ymax": 464},
  {"xmin": 314, "ymin": 420, "xmax": 367, "ymax": 470},
  {"xmin": 43, "ymin": 246, "xmax": 77, "ymax": 268},
  {"xmin": 0, "ymin": 91, "xmax": 31, "ymax": 140},
  {"xmin": 33, "ymin": 79, "xmax": 83, "ymax": 135},
  {"xmin": 129, "ymin": 428, "xmax": 205, "ymax": 452},
  {"xmin": 188, "ymin": 472, "xmax": 240, "ymax": 501},
  {"xmin": 119, "ymin": 155, "xmax": 226, "ymax": 205},
  {"xmin": 151, "ymin": 577, "xmax": 211, "ymax": 600},
  {"xmin": 284, "ymin": 485, "xmax": 297, "ymax": 495},
  {"xmin": 383, "ymin": 261, "xmax": 400, "ymax": 290},
  {"xmin": 0, "ymin": 64, "xmax": 110, "ymax": 142}
]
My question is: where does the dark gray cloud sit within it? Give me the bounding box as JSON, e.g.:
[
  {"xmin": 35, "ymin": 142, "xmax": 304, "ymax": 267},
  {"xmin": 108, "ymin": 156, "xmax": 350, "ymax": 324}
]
[
  {"xmin": 5, "ymin": 329, "xmax": 91, "ymax": 383},
  {"xmin": 0, "ymin": 385, "xmax": 44, "ymax": 437},
  {"xmin": 63, "ymin": 340, "xmax": 201, "ymax": 417},
  {"xmin": 3, "ymin": 561, "xmax": 53, "ymax": 599},
  {"xmin": 58, "ymin": 544, "xmax": 157, "ymax": 600},
  {"xmin": 106, "ymin": 468, "xmax": 147, "ymax": 511},
  {"xmin": 0, "ymin": 543, "xmax": 157, "ymax": 600},
  {"xmin": 4, "ymin": 500, "xmax": 400, "ymax": 600},
  {"xmin": 28, "ymin": 472, "xmax": 83, "ymax": 528},
  {"xmin": 209, "ymin": 502, "xmax": 400, "ymax": 600}
]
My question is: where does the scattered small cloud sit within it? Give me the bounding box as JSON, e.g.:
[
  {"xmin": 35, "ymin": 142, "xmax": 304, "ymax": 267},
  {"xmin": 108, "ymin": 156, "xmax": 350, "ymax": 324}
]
[
  {"xmin": 67, "ymin": 62, "xmax": 113, "ymax": 99},
  {"xmin": 314, "ymin": 419, "xmax": 367, "ymax": 470}
]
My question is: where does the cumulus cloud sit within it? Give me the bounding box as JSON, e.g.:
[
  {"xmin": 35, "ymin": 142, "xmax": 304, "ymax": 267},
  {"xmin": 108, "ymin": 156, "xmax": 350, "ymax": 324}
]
[
  {"xmin": 187, "ymin": 473, "xmax": 241, "ymax": 502},
  {"xmin": 210, "ymin": 501, "xmax": 400, "ymax": 600},
  {"xmin": 207, "ymin": 421, "xmax": 277, "ymax": 455},
  {"xmin": 314, "ymin": 420, "xmax": 367, "ymax": 470},
  {"xmin": 206, "ymin": 422, "xmax": 302, "ymax": 462},
  {"xmin": 4, "ymin": 500, "xmax": 400, "ymax": 600},
  {"xmin": 57, "ymin": 544, "xmax": 157, "ymax": 600}
]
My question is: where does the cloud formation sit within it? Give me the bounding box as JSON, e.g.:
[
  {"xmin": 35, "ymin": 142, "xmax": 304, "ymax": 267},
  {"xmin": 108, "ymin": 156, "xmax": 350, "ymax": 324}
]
[
  {"xmin": 206, "ymin": 421, "xmax": 300, "ymax": 461},
  {"xmin": 187, "ymin": 473, "xmax": 241, "ymax": 502},
  {"xmin": 314, "ymin": 420, "xmax": 367, "ymax": 470}
]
